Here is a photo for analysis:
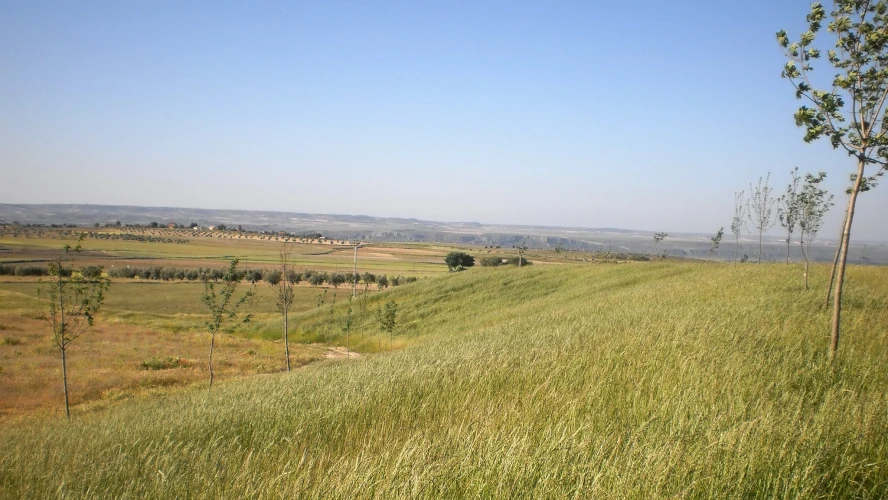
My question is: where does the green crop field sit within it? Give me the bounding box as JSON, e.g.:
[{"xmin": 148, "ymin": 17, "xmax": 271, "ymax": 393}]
[
  {"xmin": 0, "ymin": 228, "xmax": 459, "ymax": 275},
  {"xmin": 1, "ymin": 259, "xmax": 887, "ymax": 498}
]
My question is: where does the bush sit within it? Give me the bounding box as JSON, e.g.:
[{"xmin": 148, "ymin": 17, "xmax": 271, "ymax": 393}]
[
  {"xmin": 480, "ymin": 257, "xmax": 504, "ymax": 267},
  {"xmin": 329, "ymin": 273, "xmax": 346, "ymax": 288},
  {"xmin": 505, "ymin": 257, "xmax": 532, "ymax": 266},
  {"xmin": 80, "ymin": 266, "xmax": 103, "ymax": 279},
  {"xmin": 14, "ymin": 266, "xmax": 47, "ymax": 277},
  {"xmin": 444, "ymin": 252, "xmax": 475, "ymax": 271},
  {"xmin": 263, "ymin": 270, "xmax": 283, "ymax": 286},
  {"xmin": 140, "ymin": 357, "xmax": 188, "ymax": 370}
]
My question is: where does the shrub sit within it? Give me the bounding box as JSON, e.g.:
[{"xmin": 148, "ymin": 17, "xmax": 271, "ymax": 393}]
[
  {"xmin": 505, "ymin": 257, "xmax": 532, "ymax": 266},
  {"xmin": 14, "ymin": 266, "xmax": 47, "ymax": 277},
  {"xmin": 445, "ymin": 252, "xmax": 475, "ymax": 271},
  {"xmin": 308, "ymin": 273, "xmax": 326, "ymax": 286},
  {"xmin": 480, "ymin": 257, "xmax": 504, "ymax": 267},
  {"xmin": 140, "ymin": 357, "xmax": 188, "ymax": 370}
]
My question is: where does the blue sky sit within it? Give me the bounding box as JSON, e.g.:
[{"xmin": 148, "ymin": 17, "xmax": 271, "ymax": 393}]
[{"xmin": 1, "ymin": 1, "xmax": 885, "ymax": 240}]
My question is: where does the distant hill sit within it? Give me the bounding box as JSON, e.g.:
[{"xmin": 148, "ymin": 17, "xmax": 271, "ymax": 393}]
[{"xmin": 1, "ymin": 203, "xmax": 885, "ymax": 264}]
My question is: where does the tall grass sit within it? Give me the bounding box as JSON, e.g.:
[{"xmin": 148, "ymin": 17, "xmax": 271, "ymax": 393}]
[{"xmin": 1, "ymin": 262, "xmax": 887, "ymax": 498}]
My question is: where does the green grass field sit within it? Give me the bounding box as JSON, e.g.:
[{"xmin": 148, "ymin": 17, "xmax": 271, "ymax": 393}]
[
  {"xmin": 0, "ymin": 228, "xmax": 464, "ymax": 275},
  {"xmin": 1, "ymin": 260, "xmax": 886, "ymax": 498}
]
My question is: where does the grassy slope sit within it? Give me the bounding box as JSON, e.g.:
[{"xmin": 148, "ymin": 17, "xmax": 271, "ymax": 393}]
[{"xmin": 1, "ymin": 262, "xmax": 887, "ymax": 498}]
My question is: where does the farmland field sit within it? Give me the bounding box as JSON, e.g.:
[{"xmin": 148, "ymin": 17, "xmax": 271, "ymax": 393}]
[{"xmin": 1, "ymin": 228, "xmax": 887, "ymax": 497}]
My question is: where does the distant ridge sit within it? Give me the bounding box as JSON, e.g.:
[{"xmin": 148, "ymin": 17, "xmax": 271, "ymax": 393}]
[{"xmin": 1, "ymin": 203, "xmax": 885, "ymax": 264}]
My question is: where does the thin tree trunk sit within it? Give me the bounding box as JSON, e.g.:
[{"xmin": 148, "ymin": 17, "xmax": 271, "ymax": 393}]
[
  {"xmin": 824, "ymin": 216, "xmax": 844, "ymax": 308},
  {"xmin": 805, "ymin": 257, "xmax": 810, "ymax": 290},
  {"xmin": 830, "ymin": 160, "xmax": 865, "ymax": 360},
  {"xmin": 735, "ymin": 234, "xmax": 739, "ymax": 263},
  {"xmin": 800, "ymin": 232, "xmax": 809, "ymax": 291},
  {"xmin": 758, "ymin": 231, "xmax": 763, "ymax": 263},
  {"xmin": 786, "ymin": 235, "xmax": 791, "ymax": 264},
  {"xmin": 284, "ymin": 305, "xmax": 290, "ymax": 371},
  {"xmin": 61, "ymin": 346, "xmax": 70, "ymax": 419},
  {"xmin": 59, "ymin": 276, "xmax": 69, "ymax": 419},
  {"xmin": 208, "ymin": 332, "xmax": 216, "ymax": 390}
]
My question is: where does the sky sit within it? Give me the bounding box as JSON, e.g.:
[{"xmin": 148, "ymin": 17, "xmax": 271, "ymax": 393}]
[{"xmin": 1, "ymin": 1, "xmax": 886, "ymax": 241}]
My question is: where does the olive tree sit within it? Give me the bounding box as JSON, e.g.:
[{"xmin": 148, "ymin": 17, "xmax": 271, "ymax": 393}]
[
  {"xmin": 444, "ymin": 251, "xmax": 475, "ymax": 271},
  {"xmin": 778, "ymin": 0, "xmax": 888, "ymax": 358}
]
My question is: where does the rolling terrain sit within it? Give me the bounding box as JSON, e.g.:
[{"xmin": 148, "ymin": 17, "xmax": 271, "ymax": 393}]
[
  {"xmin": 1, "ymin": 258, "xmax": 887, "ymax": 497},
  {"xmin": 3, "ymin": 203, "xmax": 884, "ymax": 263}
]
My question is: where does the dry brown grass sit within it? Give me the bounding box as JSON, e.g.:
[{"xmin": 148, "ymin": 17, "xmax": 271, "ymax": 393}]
[{"xmin": 0, "ymin": 305, "xmax": 329, "ymax": 420}]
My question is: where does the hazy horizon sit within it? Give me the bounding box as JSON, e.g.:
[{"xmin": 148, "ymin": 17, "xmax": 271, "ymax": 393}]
[
  {"xmin": 4, "ymin": 202, "xmax": 888, "ymax": 245},
  {"xmin": 2, "ymin": 1, "xmax": 886, "ymax": 241}
]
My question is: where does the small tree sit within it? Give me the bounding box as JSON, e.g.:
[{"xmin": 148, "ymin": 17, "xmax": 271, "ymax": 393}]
[
  {"xmin": 710, "ymin": 227, "xmax": 724, "ymax": 255},
  {"xmin": 326, "ymin": 292, "xmax": 337, "ymax": 343},
  {"xmin": 444, "ymin": 251, "xmax": 475, "ymax": 271},
  {"xmin": 377, "ymin": 300, "xmax": 398, "ymax": 347},
  {"xmin": 777, "ymin": 167, "xmax": 803, "ymax": 264},
  {"xmin": 342, "ymin": 297, "xmax": 353, "ymax": 357},
  {"xmin": 747, "ymin": 173, "xmax": 778, "ymax": 263},
  {"xmin": 798, "ymin": 172, "xmax": 834, "ymax": 290},
  {"xmin": 653, "ymin": 232, "xmax": 668, "ymax": 257},
  {"xmin": 270, "ymin": 244, "xmax": 296, "ymax": 371},
  {"xmin": 359, "ymin": 284, "xmax": 369, "ymax": 343},
  {"xmin": 201, "ymin": 259, "xmax": 254, "ymax": 390},
  {"xmin": 517, "ymin": 241, "xmax": 528, "ymax": 267},
  {"xmin": 731, "ymin": 191, "xmax": 748, "ymax": 262},
  {"xmin": 38, "ymin": 236, "xmax": 110, "ymax": 418},
  {"xmin": 778, "ymin": 1, "xmax": 888, "ymax": 357}
]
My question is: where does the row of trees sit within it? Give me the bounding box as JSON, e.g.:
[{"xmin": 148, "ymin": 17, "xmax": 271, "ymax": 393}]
[
  {"xmin": 776, "ymin": 0, "xmax": 887, "ymax": 359},
  {"xmin": 84, "ymin": 232, "xmax": 189, "ymax": 244},
  {"xmin": 734, "ymin": 168, "xmax": 834, "ymax": 278},
  {"xmin": 36, "ymin": 240, "xmax": 409, "ymax": 416},
  {"xmin": 447, "ymin": 251, "xmax": 532, "ymax": 271},
  {"xmin": 105, "ymin": 265, "xmax": 417, "ymax": 288}
]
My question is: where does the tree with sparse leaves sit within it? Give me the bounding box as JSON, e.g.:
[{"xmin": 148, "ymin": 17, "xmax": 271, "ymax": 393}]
[
  {"xmin": 653, "ymin": 232, "xmax": 668, "ymax": 257},
  {"xmin": 377, "ymin": 300, "xmax": 398, "ymax": 347},
  {"xmin": 798, "ymin": 172, "xmax": 835, "ymax": 290},
  {"xmin": 747, "ymin": 173, "xmax": 778, "ymax": 264},
  {"xmin": 201, "ymin": 259, "xmax": 254, "ymax": 389},
  {"xmin": 710, "ymin": 227, "xmax": 724, "ymax": 255},
  {"xmin": 269, "ymin": 244, "xmax": 296, "ymax": 371},
  {"xmin": 778, "ymin": 0, "xmax": 888, "ymax": 358},
  {"xmin": 38, "ymin": 235, "xmax": 110, "ymax": 419},
  {"xmin": 777, "ymin": 167, "xmax": 802, "ymax": 264},
  {"xmin": 732, "ymin": 191, "xmax": 748, "ymax": 262}
]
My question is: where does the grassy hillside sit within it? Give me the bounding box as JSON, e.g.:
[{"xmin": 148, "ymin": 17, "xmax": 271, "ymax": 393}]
[{"xmin": 1, "ymin": 261, "xmax": 887, "ymax": 498}]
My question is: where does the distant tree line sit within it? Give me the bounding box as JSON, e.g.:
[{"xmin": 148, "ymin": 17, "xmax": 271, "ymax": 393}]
[
  {"xmin": 479, "ymin": 256, "xmax": 532, "ymax": 267},
  {"xmin": 84, "ymin": 232, "xmax": 189, "ymax": 244},
  {"xmin": 0, "ymin": 264, "xmax": 103, "ymax": 278},
  {"xmin": 103, "ymin": 265, "xmax": 417, "ymax": 288}
]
